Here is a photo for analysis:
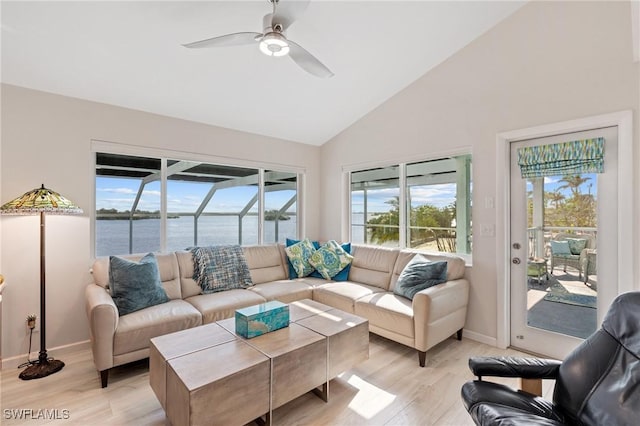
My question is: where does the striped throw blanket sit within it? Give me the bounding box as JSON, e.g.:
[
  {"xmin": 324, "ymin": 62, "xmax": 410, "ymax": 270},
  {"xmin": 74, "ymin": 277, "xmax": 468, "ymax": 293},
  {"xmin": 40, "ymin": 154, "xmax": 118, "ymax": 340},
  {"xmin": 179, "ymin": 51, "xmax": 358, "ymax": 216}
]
[{"xmin": 191, "ymin": 245, "xmax": 253, "ymax": 294}]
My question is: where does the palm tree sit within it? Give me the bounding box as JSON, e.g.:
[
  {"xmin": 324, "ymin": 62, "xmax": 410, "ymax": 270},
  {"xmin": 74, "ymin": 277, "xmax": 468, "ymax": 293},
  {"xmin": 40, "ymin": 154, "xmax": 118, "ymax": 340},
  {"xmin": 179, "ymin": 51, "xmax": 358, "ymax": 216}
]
[
  {"xmin": 558, "ymin": 175, "xmax": 589, "ymax": 197},
  {"xmin": 546, "ymin": 190, "xmax": 565, "ymax": 209}
]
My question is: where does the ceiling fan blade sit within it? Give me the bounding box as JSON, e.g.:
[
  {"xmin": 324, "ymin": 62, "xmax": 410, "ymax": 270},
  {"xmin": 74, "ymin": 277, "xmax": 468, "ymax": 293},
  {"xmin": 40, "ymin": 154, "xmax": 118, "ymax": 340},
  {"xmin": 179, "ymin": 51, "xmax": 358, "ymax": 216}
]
[
  {"xmin": 288, "ymin": 40, "xmax": 334, "ymax": 78},
  {"xmin": 183, "ymin": 32, "xmax": 262, "ymax": 49},
  {"xmin": 272, "ymin": 0, "xmax": 310, "ymax": 30}
]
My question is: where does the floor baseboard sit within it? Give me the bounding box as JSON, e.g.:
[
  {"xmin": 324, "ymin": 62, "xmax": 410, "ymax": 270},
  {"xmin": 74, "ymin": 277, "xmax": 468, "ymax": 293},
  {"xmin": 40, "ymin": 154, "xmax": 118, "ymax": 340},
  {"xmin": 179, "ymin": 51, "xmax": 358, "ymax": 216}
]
[
  {"xmin": 463, "ymin": 329, "xmax": 497, "ymax": 347},
  {"xmin": 2, "ymin": 340, "xmax": 91, "ymax": 370}
]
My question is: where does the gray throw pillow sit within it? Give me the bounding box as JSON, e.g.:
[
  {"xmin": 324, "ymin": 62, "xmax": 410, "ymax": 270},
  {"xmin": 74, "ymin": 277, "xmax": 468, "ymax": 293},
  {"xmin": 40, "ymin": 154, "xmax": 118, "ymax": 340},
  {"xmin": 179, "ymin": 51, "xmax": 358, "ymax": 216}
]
[
  {"xmin": 393, "ymin": 255, "xmax": 448, "ymax": 300},
  {"xmin": 109, "ymin": 253, "xmax": 169, "ymax": 316}
]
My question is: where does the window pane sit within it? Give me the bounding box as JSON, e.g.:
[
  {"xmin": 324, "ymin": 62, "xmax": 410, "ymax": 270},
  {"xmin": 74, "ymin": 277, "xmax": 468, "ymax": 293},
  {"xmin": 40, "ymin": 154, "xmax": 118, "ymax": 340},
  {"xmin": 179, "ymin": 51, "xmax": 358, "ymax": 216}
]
[
  {"xmin": 264, "ymin": 170, "xmax": 298, "ymax": 243},
  {"xmin": 166, "ymin": 161, "xmax": 259, "ymax": 248},
  {"xmin": 351, "ymin": 166, "xmax": 400, "ymax": 247},
  {"xmin": 95, "ymin": 153, "xmax": 162, "ymax": 256},
  {"xmin": 349, "ymin": 155, "xmax": 472, "ymax": 255},
  {"xmin": 96, "ymin": 152, "xmax": 305, "ymax": 254},
  {"xmin": 406, "ymin": 155, "xmax": 472, "ymax": 254}
]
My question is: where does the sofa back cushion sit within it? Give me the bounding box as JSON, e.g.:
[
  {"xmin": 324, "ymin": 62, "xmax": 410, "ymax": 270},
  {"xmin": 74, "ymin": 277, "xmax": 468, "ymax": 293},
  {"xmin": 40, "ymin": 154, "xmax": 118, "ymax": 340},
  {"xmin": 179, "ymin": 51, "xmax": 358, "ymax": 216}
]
[
  {"xmin": 348, "ymin": 245, "xmax": 400, "ymax": 290},
  {"xmin": 389, "ymin": 250, "xmax": 466, "ymax": 292},
  {"xmin": 176, "ymin": 250, "xmax": 201, "ymax": 299},
  {"xmin": 243, "ymin": 244, "xmax": 287, "ymax": 284},
  {"xmin": 91, "ymin": 252, "xmax": 182, "ymax": 300}
]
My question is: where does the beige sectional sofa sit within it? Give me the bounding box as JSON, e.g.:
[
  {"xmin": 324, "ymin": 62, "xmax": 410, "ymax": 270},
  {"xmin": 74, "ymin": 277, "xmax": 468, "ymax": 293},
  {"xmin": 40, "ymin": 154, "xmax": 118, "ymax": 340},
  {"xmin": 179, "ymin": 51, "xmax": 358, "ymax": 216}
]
[{"xmin": 86, "ymin": 244, "xmax": 469, "ymax": 387}]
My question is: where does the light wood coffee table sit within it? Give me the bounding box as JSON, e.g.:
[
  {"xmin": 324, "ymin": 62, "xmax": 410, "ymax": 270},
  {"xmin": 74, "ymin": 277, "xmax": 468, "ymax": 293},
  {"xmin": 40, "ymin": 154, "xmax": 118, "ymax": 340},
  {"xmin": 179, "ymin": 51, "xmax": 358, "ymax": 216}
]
[{"xmin": 150, "ymin": 299, "xmax": 368, "ymax": 426}]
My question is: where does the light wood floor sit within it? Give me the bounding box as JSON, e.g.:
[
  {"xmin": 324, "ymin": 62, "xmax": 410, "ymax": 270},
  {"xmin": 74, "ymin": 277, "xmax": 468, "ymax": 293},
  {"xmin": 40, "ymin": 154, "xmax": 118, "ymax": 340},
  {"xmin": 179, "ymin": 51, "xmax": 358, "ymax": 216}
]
[{"xmin": 0, "ymin": 334, "xmax": 554, "ymax": 425}]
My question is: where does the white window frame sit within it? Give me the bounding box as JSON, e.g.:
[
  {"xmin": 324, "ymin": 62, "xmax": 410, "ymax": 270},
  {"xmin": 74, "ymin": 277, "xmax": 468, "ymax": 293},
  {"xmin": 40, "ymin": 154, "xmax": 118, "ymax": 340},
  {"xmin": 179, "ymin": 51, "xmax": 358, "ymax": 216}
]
[
  {"xmin": 343, "ymin": 148, "xmax": 473, "ymax": 262},
  {"xmin": 91, "ymin": 140, "xmax": 305, "ymax": 258}
]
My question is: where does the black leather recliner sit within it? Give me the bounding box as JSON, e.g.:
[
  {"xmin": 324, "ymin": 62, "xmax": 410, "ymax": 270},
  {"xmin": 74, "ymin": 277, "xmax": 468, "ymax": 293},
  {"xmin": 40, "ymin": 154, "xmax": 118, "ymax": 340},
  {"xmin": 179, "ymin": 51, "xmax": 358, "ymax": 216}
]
[{"xmin": 461, "ymin": 291, "xmax": 640, "ymax": 425}]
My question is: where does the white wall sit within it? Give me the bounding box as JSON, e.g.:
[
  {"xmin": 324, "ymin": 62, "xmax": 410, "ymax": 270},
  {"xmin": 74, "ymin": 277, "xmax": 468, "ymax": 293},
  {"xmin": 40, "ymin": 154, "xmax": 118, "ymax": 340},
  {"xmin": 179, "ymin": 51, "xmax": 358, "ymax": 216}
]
[
  {"xmin": 0, "ymin": 85, "xmax": 321, "ymax": 362},
  {"xmin": 319, "ymin": 1, "xmax": 639, "ymax": 341}
]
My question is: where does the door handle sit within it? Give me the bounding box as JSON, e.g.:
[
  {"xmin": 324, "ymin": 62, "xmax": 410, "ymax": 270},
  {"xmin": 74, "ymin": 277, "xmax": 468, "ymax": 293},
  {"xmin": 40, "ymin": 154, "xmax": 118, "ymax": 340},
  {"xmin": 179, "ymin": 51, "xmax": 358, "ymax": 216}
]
[{"xmin": 512, "ymin": 257, "xmax": 521, "ymax": 265}]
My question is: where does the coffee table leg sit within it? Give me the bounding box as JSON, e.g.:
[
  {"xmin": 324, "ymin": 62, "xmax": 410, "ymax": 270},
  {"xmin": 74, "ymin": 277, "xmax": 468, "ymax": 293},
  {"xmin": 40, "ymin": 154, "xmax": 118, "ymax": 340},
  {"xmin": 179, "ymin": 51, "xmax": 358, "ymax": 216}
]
[
  {"xmin": 312, "ymin": 382, "xmax": 329, "ymax": 402},
  {"xmin": 312, "ymin": 337, "xmax": 329, "ymax": 402}
]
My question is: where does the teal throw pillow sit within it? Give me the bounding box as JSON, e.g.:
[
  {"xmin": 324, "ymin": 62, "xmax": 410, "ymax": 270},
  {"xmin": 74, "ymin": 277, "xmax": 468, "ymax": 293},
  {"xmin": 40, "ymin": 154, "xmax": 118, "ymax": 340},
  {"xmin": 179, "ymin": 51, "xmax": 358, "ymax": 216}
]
[
  {"xmin": 566, "ymin": 238, "xmax": 587, "ymax": 255},
  {"xmin": 285, "ymin": 238, "xmax": 317, "ymax": 278},
  {"xmin": 393, "ymin": 255, "xmax": 448, "ymax": 300},
  {"xmin": 109, "ymin": 253, "xmax": 169, "ymax": 316},
  {"xmin": 550, "ymin": 240, "xmax": 572, "ymax": 256},
  {"xmin": 308, "ymin": 240, "xmax": 354, "ymax": 280},
  {"xmin": 332, "ymin": 242, "xmax": 352, "ymax": 281}
]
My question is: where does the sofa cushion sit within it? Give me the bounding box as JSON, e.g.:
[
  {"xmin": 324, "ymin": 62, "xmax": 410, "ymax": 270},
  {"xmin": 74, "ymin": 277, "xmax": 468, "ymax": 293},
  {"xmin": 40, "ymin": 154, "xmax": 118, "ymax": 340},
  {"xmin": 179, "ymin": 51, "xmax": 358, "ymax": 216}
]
[
  {"xmin": 348, "ymin": 245, "xmax": 400, "ymax": 290},
  {"xmin": 355, "ymin": 293, "xmax": 414, "ymax": 338},
  {"xmin": 243, "ymin": 244, "xmax": 287, "ymax": 284},
  {"xmin": 185, "ymin": 289, "xmax": 266, "ymax": 324},
  {"xmin": 309, "ymin": 240, "xmax": 354, "ymax": 280},
  {"xmin": 248, "ymin": 280, "xmax": 314, "ymax": 303},
  {"xmin": 390, "ymin": 250, "xmax": 466, "ymax": 292},
  {"xmin": 113, "ymin": 299, "xmax": 202, "ymax": 356},
  {"xmin": 285, "ymin": 238, "xmax": 317, "ymax": 278},
  {"xmin": 93, "ymin": 252, "xmax": 182, "ymax": 300},
  {"xmin": 176, "ymin": 250, "xmax": 201, "ymax": 298},
  {"xmin": 313, "ymin": 282, "xmax": 385, "ymax": 313},
  {"xmin": 393, "ymin": 255, "xmax": 448, "ymax": 300},
  {"xmin": 109, "ymin": 253, "xmax": 170, "ymax": 316}
]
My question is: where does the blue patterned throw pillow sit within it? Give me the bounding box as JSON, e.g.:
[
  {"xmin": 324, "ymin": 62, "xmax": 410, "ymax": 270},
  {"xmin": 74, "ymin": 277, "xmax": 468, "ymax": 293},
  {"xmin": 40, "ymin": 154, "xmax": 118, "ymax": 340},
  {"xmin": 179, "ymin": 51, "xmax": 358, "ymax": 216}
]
[
  {"xmin": 308, "ymin": 240, "xmax": 354, "ymax": 280},
  {"xmin": 393, "ymin": 255, "xmax": 448, "ymax": 300},
  {"xmin": 285, "ymin": 238, "xmax": 317, "ymax": 278},
  {"xmin": 566, "ymin": 238, "xmax": 587, "ymax": 255},
  {"xmin": 109, "ymin": 253, "xmax": 169, "ymax": 316},
  {"xmin": 286, "ymin": 238, "xmax": 323, "ymax": 279}
]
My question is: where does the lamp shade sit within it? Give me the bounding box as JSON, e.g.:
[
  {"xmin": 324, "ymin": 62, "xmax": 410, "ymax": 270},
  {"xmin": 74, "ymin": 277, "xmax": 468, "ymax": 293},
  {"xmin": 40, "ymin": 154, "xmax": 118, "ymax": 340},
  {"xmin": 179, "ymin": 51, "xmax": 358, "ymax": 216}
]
[{"xmin": 0, "ymin": 184, "xmax": 83, "ymax": 215}]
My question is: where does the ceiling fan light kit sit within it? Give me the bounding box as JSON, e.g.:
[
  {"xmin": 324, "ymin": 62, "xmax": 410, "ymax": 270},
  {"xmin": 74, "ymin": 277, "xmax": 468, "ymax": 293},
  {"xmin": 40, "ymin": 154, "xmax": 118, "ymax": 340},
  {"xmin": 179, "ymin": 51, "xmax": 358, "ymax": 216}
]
[
  {"xmin": 259, "ymin": 33, "xmax": 290, "ymax": 57},
  {"xmin": 183, "ymin": 0, "xmax": 333, "ymax": 78}
]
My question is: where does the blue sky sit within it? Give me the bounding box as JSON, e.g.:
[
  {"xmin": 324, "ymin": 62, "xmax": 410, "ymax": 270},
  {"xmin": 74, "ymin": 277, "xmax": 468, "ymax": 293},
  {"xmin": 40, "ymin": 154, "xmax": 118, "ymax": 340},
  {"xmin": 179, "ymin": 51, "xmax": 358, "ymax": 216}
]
[
  {"xmin": 351, "ymin": 174, "xmax": 597, "ymax": 214},
  {"xmin": 525, "ymin": 174, "xmax": 597, "ymax": 197},
  {"xmin": 351, "ymin": 183, "xmax": 457, "ymax": 213},
  {"xmin": 96, "ymin": 177, "xmax": 296, "ymax": 213},
  {"xmin": 97, "ymin": 173, "xmax": 596, "ymax": 214}
]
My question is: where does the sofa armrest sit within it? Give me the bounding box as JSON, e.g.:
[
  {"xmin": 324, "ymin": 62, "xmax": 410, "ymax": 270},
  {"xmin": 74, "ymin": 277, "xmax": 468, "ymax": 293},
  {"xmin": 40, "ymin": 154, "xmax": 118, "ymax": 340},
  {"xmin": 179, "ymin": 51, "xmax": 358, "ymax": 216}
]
[
  {"xmin": 85, "ymin": 284, "xmax": 119, "ymax": 371},
  {"xmin": 412, "ymin": 278, "xmax": 469, "ymax": 351},
  {"xmin": 469, "ymin": 356, "xmax": 561, "ymax": 380}
]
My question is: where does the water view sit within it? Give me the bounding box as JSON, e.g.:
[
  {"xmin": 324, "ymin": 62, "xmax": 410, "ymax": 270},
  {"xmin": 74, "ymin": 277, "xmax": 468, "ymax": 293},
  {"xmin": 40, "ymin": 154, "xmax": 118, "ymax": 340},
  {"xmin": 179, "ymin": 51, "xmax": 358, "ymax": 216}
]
[{"xmin": 96, "ymin": 215, "xmax": 297, "ymax": 257}]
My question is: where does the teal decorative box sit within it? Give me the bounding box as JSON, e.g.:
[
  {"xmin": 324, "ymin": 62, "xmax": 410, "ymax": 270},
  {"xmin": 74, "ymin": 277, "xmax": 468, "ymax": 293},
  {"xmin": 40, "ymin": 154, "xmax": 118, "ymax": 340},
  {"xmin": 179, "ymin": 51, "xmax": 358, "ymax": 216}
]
[{"xmin": 235, "ymin": 301, "xmax": 290, "ymax": 339}]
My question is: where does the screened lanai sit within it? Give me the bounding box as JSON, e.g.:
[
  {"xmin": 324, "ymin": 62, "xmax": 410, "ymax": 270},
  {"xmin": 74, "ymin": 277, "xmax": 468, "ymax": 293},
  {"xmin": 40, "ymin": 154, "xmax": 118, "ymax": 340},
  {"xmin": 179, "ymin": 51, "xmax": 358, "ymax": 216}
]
[{"xmin": 95, "ymin": 153, "xmax": 298, "ymax": 256}]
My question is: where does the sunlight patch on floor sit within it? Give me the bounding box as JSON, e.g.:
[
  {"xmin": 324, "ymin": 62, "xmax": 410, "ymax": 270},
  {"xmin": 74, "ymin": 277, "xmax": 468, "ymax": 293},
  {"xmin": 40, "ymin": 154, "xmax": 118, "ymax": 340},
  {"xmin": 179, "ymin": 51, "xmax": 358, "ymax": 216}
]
[
  {"xmin": 346, "ymin": 374, "xmax": 396, "ymax": 419},
  {"xmin": 527, "ymin": 289, "xmax": 547, "ymax": 309}
]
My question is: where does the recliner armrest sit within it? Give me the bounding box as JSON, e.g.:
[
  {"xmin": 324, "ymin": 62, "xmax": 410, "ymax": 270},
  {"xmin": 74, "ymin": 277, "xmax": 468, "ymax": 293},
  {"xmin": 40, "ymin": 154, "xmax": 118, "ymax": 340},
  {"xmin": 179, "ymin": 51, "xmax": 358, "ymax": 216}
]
[{"xmin": 469, "ymin": 356, "xmax": 561, "ymax": 380}]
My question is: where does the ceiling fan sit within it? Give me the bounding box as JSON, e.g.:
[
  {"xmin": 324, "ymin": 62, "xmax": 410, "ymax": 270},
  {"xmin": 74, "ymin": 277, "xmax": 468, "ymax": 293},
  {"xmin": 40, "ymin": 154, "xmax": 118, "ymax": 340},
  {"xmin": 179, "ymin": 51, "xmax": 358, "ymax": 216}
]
[{"xmin": 183, "ymin": 0, "xmax": 333, "ymax": 78}]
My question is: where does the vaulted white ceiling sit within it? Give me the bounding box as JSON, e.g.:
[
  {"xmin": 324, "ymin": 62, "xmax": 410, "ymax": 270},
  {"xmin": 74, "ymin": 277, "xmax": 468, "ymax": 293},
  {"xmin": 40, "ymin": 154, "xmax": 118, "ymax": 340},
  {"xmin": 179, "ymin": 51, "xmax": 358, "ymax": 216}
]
[{"xmin": 1, "ymin": 1, "xmax": 526, "ymax": 145}]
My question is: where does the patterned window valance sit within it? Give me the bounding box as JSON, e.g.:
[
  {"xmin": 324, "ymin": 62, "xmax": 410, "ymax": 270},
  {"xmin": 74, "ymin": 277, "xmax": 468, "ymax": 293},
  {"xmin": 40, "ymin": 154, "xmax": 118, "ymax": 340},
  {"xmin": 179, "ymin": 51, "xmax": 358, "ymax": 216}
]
[{"xmin": 517, "ymin": 137, "xmax": 604, "ymax": 178}]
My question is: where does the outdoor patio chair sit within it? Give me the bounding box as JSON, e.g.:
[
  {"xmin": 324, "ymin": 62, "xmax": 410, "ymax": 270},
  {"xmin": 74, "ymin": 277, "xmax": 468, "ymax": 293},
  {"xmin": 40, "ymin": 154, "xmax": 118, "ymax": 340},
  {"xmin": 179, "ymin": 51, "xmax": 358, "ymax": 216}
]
[
  {"xmin": 548, "ymin": 233, "xmax": 595, "ymax": 279},
  {"xmin": 461, "ymin": 291, "xmax": 640, "ymax": 425}
]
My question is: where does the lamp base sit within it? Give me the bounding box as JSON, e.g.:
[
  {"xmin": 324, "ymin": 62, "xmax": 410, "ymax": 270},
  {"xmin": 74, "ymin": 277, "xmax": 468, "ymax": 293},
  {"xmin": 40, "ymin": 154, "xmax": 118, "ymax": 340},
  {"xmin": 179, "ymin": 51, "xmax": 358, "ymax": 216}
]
[{"xmin": 19, "ymin": 359, "xmax": 64, "ymax": 380}]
